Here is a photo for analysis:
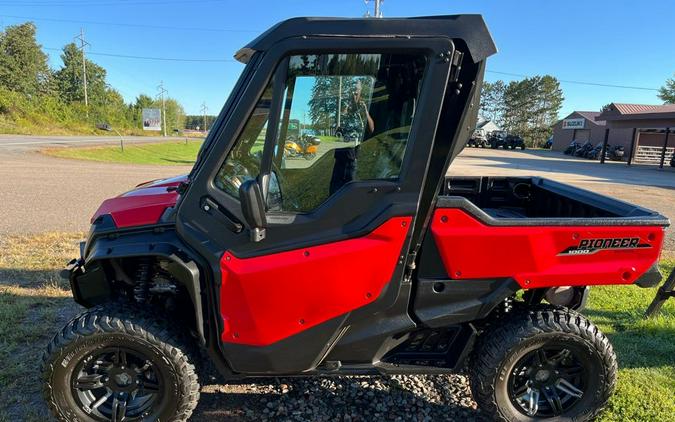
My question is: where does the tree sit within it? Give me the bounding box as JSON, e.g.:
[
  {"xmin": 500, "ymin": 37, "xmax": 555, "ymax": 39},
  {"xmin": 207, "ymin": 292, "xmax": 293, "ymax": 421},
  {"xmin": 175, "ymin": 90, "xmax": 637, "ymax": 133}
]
[
  {"xmin": 479, "ymin": 80, "xmax": 506, "ymax": 126},
  {"xmin": 0, "ymin": 22, "xmax": 51, "ymax": 96},
  {"xmin": 157, "ymin": 97, "xmax": 186, "ymax": 132},
  {"xmin": 129, "ymin": 94, "xmax": 154, "ymax": 126},
  {"xmin": 54, "ymin": 43, "xmax": 107, "ymax": 105},
  {"xmin": 500, "ymin": 75, "xmax": 563, "ymax": 147},
  {"xmin": 185, "ymin": 114, "xmax": 216, "ymax": 130},
  {"xmin": 658, "ymin": 74, "xmax": 675, "ymax": 104},
  {"xmin": 308, "ymin": 76, "xmax": 373, "ymax": 134}
]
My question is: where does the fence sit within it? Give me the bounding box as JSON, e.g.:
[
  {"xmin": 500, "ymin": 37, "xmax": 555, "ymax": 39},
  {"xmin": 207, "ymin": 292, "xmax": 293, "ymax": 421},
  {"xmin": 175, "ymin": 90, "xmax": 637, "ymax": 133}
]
[{"xmin": 633, "ymin": 145, "xmax": 674, "ymax": 165}]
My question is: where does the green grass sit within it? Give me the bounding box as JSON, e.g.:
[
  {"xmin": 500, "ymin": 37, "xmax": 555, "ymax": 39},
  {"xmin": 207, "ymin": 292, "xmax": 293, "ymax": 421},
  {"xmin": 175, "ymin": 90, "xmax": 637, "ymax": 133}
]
[
  {"xmin": 317, "ymin": 135, "xmax": 340, "ymax": 143},
  {"xmin": 41, "ymin": 136, "xmax": 336, "ymax": 166},
  {"xmin": 0, "ymin": 233, "xmax": 83, "ymax": 421},
  {"xmin": 588, "ymin": 259, "xmax": 675, "ymax": 421},
  {"xmin": 44, "ymin": 140, "xmax": 202, "ymax": 165}
]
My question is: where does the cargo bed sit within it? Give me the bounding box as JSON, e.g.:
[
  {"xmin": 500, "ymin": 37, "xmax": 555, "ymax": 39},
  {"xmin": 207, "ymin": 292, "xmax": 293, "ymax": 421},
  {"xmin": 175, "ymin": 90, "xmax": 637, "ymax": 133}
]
[
  {"xmin": 438, "ymin": 176, "xmax": 669, "ymax": 226},
  {"xmin": 419, "ymin": 176, "xmax": 669, "ymax": 290}
]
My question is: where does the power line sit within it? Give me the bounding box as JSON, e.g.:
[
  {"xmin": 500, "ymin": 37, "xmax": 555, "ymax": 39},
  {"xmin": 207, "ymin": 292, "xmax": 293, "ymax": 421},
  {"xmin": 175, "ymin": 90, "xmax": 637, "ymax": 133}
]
[
  {"xmin": 43, "ymin": 47, "xmax": 236, "ymax": 63},
  {"xmin": 487, "ymin": 70, "xmax": 659, "ymax": 92},
  {"xmin": 0, "ymin": 0, "xmax": 229, "ymax": 6},
  {"xmin": 38, "ymin": 46, "xmax": 665, "ymax": 93},
  {"xmin": 0, "ymin": 14, "xmax": 261, "ymax": 33}
]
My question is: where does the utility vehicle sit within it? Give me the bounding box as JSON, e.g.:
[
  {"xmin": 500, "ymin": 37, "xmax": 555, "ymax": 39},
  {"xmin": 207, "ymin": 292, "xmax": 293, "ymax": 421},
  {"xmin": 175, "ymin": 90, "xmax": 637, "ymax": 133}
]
[
  {"xmin": 490, "ymin": 132, "xmax": 526, "ymax": 150},
  {"xmin": 44, "ymin": 15, "xmax": 669, "ymax": 422},
  {"xmin": 467, "ymin": 128, "xmax": 489, "ymax": 148},
  {"xmin": 489, "ymin": 130, "xmax": 526, "ymax": 150}
]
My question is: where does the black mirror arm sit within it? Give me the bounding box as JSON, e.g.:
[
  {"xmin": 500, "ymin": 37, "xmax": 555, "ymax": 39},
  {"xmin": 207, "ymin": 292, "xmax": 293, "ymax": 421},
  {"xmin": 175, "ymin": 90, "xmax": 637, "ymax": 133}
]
[{"xmin": 239, "ymin": 180, "xmax": 267, "ymax": 242}]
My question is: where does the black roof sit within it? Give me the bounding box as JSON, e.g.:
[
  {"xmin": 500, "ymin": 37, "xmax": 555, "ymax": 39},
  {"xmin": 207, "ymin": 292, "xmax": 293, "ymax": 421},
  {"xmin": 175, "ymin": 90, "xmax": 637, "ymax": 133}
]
[{"xmin": 235, "ymin": 15, "xmax": 497, "ymax": 64}]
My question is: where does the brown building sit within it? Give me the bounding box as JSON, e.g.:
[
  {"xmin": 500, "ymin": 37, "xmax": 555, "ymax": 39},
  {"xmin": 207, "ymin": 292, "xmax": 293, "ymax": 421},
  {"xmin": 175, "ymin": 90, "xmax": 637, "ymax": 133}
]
[
  {"xmin": 551, "ymin": 111, "xmax": 632, "ymax": 152},
  {"xmin": 552, "ymin": 104, "xmax": 675, "ymax": 166}
]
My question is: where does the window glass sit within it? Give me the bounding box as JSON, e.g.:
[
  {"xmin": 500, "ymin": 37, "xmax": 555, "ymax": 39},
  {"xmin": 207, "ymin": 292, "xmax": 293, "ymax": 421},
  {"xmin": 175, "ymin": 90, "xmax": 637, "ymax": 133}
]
[
  {"xmin": 269, "ymin": 53, "xmax": 427, "ymax": 212},
  {"xmin": 214, "ymin": 83, "xmax": 273, "ymax": 197}
]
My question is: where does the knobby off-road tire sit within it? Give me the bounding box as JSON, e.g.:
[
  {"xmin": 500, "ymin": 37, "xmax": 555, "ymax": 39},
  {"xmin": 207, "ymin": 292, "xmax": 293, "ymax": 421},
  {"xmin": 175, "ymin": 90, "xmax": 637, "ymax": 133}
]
[
  {"xmin": 41, "ymin": 303, "xmax": 200, "ymax": 422},
  {"xmin": 469, "ymin": 305, "xmax": 617, "ymax": 421}
]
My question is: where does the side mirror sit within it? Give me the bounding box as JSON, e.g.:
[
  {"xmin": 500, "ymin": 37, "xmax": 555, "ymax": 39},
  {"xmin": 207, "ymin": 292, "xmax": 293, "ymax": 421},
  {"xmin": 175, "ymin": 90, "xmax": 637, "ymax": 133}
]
[{"xmin": 239, "ymin": 179, "xmax": 266, "ymax": 242}]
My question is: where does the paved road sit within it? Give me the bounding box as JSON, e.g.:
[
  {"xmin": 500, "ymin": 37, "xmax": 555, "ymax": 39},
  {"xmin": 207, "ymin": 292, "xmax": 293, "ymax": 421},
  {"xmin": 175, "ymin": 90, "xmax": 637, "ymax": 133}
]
[
  {"xmin": 0, "ymin": 150, "xmax": 191, "ymax": 234},
  {"xmin": 0, "ymin": 135, "xmax": 194, "ymax": 234},
  {"xmin": 452, "ymin": 148, "xmax": 675, "ymax": 189},
  {"xmin": 0, "ymin": 134, "xmax": 191, "ymax": 151}
]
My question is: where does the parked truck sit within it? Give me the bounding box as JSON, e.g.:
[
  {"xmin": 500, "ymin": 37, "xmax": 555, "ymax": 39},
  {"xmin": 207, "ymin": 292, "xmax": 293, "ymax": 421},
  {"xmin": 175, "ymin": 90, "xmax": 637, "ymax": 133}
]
[{"xmin": 45, "ymin": 15, "xmax": 668, "ymax": 422}]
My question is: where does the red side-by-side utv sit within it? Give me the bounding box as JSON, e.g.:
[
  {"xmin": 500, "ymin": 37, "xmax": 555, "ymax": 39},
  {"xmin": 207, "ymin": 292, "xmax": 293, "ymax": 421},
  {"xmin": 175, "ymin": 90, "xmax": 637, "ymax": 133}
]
[{"xmin": 44, "ymin": 15, "xmax": 669, "ymax": 421}]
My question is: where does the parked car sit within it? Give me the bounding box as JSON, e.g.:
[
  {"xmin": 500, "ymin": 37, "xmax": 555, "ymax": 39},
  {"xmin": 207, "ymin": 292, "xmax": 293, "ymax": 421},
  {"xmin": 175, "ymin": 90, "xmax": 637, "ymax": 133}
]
[
  {"xmin": 45, "ymin": 14, "xmax": 668, "ymax": 422},
  {"xmin": 543, "ymin": 136, "xmax": 553, "ymax": 149}
]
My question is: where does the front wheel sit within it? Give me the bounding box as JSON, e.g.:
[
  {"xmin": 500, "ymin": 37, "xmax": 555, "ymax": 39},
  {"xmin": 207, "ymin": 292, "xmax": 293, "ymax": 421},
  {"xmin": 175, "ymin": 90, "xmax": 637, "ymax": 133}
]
[
  {"xmin": 42, "ymin": 303, "xmax": 200, "ymax": 422},
  {"xmin": 470, "ymin": 305, "xmax": 617, "ymax": 421}
]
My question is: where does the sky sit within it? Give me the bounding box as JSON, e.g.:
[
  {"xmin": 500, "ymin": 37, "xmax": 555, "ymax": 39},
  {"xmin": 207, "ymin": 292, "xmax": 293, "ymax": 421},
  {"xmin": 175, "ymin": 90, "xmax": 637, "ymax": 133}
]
[{"xmin": 1, "ymin": 0, "xmax": 674, "ymax": 117}]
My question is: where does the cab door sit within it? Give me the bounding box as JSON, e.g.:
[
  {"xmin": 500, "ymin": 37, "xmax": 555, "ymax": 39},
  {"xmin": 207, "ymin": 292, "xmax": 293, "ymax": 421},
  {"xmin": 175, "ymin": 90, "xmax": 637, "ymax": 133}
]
[{"xmin": 176, "ymin": 36, "xmax": 455, "ymax": 374}]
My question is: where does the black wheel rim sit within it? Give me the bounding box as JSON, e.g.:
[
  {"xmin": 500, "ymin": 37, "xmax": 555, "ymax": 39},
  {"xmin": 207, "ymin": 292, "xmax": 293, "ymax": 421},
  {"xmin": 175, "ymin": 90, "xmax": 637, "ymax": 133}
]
[
  {"xmin": 507, "ymin": 345, "xmax": 587, "ymax": 417},
  {"xmin": 71, "ymin": 347, "xmax": 165, "ymax": 421}
]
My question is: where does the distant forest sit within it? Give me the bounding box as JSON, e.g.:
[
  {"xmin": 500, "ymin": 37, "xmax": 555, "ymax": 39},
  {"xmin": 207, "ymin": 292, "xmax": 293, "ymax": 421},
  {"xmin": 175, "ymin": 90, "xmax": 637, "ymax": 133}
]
[{"xmin": 0, "ymin": 21, "xmax": 187, "ymax": 135}]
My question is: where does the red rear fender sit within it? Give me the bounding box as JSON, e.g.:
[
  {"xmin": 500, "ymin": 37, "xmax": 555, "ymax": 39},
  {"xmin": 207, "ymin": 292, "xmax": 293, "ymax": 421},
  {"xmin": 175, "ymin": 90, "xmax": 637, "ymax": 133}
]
[{"xmin": 431, "ymin": 208, "xmax": 664, "ymax": 289}]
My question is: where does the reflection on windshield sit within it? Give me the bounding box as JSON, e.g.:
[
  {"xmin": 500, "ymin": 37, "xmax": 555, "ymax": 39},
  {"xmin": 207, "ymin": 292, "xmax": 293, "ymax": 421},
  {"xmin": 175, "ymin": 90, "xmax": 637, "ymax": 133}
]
[{"xmin": 214, "ymin": 52, "xmax": 428, "ymax": 213}]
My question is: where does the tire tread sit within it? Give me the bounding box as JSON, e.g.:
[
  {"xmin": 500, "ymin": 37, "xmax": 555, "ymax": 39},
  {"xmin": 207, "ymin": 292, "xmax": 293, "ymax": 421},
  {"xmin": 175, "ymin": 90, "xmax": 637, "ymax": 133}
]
[
  {"xmin": 41, "ymin": 302, "xmax": 200, "ymax": 422},
  {"xmin": 469, "ymin": 304, "xmax": 617, "ymax": 422}
]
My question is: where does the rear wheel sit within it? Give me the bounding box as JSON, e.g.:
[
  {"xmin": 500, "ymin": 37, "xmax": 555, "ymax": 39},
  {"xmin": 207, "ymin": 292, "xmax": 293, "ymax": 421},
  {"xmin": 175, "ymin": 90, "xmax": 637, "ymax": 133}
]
[
  {"xmin": 42, "ymin": 303, "xmax": 200, "ymax": 422},
  {"xmin": 470, "ymin": 305, "xmax": 616, "ymax": 421}
]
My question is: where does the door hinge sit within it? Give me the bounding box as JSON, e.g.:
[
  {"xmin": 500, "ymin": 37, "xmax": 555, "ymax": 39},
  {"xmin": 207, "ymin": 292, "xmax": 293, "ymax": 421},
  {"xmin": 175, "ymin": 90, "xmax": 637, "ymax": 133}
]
[
  {"xmin": 449, "ymin": 51, "xmax": 465, "ymax": 95},
  {"xmin": 166, "ymin": 180, "xmax": 190, "ymax": 195}
]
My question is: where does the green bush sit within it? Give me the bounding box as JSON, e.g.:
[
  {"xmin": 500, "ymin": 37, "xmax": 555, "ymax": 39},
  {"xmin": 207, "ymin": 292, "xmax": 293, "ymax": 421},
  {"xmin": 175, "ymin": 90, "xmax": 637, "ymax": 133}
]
[{"xmin": 0, "ymin": 86, "xmax": 153, "ymax": 135}]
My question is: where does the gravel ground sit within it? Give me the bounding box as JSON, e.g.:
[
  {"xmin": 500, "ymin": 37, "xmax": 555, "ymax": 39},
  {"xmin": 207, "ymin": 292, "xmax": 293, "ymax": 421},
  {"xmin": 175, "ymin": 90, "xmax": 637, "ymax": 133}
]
[{"xmin": 193, "ymin": 375, "xmax": 483, "ymax": 421}]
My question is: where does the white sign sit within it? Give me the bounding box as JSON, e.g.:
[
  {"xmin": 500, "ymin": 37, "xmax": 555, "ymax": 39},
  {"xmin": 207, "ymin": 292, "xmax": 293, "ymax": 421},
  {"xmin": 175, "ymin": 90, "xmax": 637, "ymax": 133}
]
[
  {"xmin": 142, "ymin": 108, "xmax": 161, "ymax": 131},
  {"xmin": 562, "ymin": 118, "xmax": 585, "ymax": 130}
]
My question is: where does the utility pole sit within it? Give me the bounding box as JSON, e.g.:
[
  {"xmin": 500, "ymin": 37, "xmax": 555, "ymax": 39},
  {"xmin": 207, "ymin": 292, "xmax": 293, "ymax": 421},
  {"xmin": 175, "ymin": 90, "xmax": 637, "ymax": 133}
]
[
  {"xmin": 374, "ymin": 0, "xmax": 383, "ymax": 18},
  {"xmin": 364, "ymin": 0, "xmax": 383, "ymax": 18},
  {"xmin": 200, "ymin": 102, "xmax": 208, "ymax": 132},
  {"xmin": 157, "ymin": 81, "xmax": 168, "ymax": 137},
  {"xmin": 75, "ymin": 28, "xmax": 90, "ymax": 114}
]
